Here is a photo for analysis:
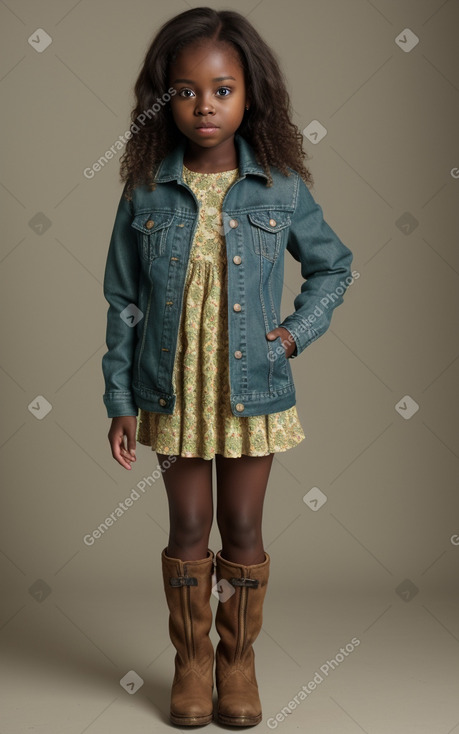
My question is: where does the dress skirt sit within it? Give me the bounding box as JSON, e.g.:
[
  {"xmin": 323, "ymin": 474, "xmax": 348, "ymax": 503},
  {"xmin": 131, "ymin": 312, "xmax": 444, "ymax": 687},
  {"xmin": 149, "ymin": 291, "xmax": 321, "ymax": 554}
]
[{"xmin": 136, "ymin": 163, "xmax": 306, "ymax": 459}]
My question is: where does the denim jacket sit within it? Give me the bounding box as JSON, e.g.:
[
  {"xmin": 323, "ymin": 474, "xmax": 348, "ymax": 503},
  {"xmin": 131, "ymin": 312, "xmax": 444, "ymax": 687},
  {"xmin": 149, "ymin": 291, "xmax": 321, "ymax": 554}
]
[{"xmin": 102, "ymin": 133, "xmax": 353, "ymax": 419}]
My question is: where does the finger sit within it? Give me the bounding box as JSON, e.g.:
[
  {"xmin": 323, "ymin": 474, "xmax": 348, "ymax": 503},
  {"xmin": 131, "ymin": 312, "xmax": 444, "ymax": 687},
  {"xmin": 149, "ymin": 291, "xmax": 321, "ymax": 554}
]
[
  {"xmin": 114, "ymin": 441, "xmax": 133, "ymax": 470},
  {"xmin": 120, "ymin": 446, "xmax": 137, "ymax": 462},
  {"xmin": 114, "ymin": 450, "xmax": 132, "ymax": 470},
  {"xmin": 120, "ymin": 446, "xmax": 136, "ymax": 463},
  {"xmin": 126, "ymin": 431, "xmax": 137, "ymax": 461}
]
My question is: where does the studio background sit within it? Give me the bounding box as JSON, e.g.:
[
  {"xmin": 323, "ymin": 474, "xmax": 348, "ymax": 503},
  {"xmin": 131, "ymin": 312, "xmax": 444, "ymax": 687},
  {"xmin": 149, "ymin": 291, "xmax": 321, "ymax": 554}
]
[{"xmin": 1, "ymin": 1, "xmax": 458, "ymax": 732}]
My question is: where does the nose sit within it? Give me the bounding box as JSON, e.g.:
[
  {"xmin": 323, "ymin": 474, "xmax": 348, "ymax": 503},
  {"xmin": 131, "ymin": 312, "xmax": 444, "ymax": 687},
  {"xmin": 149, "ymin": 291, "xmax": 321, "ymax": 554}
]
[{"xmin": 194, "ymin": 95, "xmax": 215, "ymax": 116}]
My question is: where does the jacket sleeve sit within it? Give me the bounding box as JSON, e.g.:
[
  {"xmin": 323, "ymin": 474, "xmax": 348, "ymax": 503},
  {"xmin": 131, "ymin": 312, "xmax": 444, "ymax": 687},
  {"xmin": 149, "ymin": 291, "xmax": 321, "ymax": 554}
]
[
  {"xmin": 280, "ymin": 175, "xmax": 353, "ymax": 359},
  {"xmin": 101, "ymin": 184, "xmax": 140, "ymax": 418}
]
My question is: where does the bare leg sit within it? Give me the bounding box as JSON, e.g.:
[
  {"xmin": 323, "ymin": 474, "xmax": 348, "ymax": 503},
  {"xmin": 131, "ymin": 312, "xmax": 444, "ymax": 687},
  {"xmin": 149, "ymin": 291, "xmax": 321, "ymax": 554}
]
[
  {"xmin": 157, "ymin": 452, "xmax": 214, "ymax": 561},
  {"xmin": 215, "ymin": 453, "xmax": 274, "ymax": 565}
]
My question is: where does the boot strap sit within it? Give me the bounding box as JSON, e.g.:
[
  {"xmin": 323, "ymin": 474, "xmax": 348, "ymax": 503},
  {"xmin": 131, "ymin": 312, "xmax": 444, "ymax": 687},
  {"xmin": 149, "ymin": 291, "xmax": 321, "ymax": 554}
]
[
  {"xmin": 169, "ymin": 576, "xmax": 198, "ymax": 587},
  {"xmin": 230, "ymin": 577, "xmax": 259, "ymax": 588}
]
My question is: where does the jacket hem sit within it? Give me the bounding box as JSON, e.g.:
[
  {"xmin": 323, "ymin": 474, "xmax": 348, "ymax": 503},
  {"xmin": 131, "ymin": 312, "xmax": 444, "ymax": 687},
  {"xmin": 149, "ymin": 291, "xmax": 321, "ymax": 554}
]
[{"xmin": 132, "ymin": 381, "xmax": 296, "ymax": 417}]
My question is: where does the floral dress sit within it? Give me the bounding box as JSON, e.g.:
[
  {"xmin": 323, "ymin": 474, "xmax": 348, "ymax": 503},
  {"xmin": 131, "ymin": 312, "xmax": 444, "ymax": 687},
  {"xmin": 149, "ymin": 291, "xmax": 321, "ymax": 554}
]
[{"xmin": 135, "ymin": 163, "xmax": 306, "ymax": 459}]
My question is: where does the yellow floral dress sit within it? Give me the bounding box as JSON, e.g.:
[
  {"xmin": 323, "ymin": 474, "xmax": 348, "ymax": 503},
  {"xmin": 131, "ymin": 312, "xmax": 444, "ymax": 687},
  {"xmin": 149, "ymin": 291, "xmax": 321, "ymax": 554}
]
[{"xmin": 135, "ymin": 163, "xmax": 306, "ymax": 459}]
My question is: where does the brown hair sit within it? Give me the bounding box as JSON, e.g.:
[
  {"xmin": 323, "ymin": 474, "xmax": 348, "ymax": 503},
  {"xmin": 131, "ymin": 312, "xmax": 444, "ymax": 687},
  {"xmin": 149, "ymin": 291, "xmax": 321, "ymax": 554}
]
[{"xmin": 119, "ymin": 6, "xmax": 314, "ymax": 200}]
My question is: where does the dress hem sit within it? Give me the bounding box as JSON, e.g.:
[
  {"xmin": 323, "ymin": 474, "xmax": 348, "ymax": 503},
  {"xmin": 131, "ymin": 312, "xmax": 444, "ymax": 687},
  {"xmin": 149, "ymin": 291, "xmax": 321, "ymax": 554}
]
[{"xmin": 135, "ymin": 434, "xmax": 306, "ymax": 460}]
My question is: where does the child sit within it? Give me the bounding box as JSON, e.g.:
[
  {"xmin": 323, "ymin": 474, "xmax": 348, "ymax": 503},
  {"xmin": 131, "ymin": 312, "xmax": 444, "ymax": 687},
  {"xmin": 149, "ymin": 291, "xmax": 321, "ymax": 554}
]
[{"xmin": 102, "ymin": 7, "xmax": 353, "ymax": 727}]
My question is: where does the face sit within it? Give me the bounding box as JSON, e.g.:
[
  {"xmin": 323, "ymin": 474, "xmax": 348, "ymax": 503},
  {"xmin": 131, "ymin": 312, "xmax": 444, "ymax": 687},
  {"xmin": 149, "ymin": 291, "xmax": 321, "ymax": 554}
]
[{"xmin": 168, "ymin": 39, "xmax": 248, "ymax": 155}]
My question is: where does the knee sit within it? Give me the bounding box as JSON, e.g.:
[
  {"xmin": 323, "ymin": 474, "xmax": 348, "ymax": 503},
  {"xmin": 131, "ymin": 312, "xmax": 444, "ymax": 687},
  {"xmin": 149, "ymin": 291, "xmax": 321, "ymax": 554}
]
[
  {"xmin": 170, "ymin": 510, "xmax": 212, "ymax": 547},
  {"xmin": 216, "ymin": 512, "xmax": 260, "ymax": 550}
]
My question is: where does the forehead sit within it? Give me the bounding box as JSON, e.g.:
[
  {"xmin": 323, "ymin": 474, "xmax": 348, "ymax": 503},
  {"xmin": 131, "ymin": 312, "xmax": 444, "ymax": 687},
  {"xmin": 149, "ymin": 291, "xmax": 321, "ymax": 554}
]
[{"xmin": 169, "ymin": 40, "xmax": 243, "ymax": 76}]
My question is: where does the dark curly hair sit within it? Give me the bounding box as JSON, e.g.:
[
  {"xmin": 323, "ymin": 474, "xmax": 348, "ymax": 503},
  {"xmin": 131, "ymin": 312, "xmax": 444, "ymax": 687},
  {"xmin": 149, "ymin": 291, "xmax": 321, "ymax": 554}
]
[{"xmin": 119, "ymin": 6, "xmax": 314, "ymax": 200}]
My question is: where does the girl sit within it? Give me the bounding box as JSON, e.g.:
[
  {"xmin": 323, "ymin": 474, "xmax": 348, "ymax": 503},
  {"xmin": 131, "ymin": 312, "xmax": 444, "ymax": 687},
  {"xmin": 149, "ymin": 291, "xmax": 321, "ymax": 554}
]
[{"xmin": 102, "ymin": 7, "xmax": 353, "ymax": 727}]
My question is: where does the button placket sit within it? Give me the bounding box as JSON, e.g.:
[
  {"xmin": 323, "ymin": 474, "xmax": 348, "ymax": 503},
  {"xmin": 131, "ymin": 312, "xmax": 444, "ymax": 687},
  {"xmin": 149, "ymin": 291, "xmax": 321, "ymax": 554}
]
[{"xmin": 228, "ymin": 215, "xmax": 244, "ymax": 414}]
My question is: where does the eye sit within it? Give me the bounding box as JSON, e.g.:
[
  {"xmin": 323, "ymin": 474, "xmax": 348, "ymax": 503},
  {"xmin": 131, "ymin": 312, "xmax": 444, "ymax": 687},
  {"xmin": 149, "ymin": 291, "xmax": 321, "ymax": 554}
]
[{"xmin": 177, "ymin": 86, "xmax": 232, "ymax": 99}]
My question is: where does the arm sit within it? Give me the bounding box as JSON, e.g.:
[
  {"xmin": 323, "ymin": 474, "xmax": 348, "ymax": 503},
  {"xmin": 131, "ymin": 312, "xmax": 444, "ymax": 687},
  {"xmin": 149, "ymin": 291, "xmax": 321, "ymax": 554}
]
[
  {"xmin": 101, "ymin": 184, "xmax": 140, "ymax": 417},
  {"xmin": 280, "ymin": 175, "xmax": 354, "ymax": 358}
]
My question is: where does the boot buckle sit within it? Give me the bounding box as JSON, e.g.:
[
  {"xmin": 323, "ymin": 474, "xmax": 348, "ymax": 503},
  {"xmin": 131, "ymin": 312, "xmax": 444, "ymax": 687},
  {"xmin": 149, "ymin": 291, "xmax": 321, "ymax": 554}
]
[
  {"xmin": 169, "ymin": 576, "xmax": 198, "ymax": 586},
  {"xmin": 230, "ymin": 577, "xmax": 259, "ymax": 588}
]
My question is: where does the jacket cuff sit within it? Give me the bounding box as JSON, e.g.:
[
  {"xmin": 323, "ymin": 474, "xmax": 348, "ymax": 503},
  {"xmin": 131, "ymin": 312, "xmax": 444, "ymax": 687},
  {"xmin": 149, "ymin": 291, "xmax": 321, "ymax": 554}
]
[{"xmin": 103, "ymin": 392, "xmax": 138, "ymax": 419}]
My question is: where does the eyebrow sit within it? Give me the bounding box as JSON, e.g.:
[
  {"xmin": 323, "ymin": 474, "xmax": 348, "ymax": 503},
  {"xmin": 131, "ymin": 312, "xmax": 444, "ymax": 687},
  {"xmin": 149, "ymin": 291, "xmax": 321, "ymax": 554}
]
[{"xmin": 171, "ymin": 76, "xmax": 237, "ymax": 84}]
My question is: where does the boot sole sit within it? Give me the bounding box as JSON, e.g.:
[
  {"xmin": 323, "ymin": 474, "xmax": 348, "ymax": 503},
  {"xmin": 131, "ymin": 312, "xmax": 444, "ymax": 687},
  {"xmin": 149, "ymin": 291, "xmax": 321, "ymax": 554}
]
[
  {"xmin": 217, "ymin": 711, "xmax": 262, "ymax": 726},
  {"xmin": 170, "ymin": 711, "xmax": 213, "ymax": 726}
]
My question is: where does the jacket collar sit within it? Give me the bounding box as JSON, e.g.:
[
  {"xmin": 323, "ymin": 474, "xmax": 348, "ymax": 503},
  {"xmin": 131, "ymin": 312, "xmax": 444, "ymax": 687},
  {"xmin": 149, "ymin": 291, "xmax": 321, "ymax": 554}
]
[{"xmin": 153, "ymin": 132, "xmax": 269, "ymax": 183}]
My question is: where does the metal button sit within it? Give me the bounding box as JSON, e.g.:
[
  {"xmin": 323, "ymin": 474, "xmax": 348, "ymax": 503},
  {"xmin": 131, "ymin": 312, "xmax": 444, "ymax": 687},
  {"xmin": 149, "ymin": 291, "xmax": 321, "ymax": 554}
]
[
  {"xmin": 233, "ymin": 303, "xmax": 241, "ymax": 312},
  {"xmin": 145, "ymin": 219, "xmax": 155, "ymax": 229},
  {"xmin": 269, "ymin": 218, "xmax": 276, "ymax": 227},
  {"xmin": 233, "ymin": 255, "xmax": 242, "ymax": 264},
  {"xmin": 235, "ymin": 403, "xmax": 244, "ymax": 412},
  {"xmin": 229, "ymin": 218, "xmax": 238, "ymax": 228},
  {"xmin": 234, "ymin": 350, "xmax": 242, "ymax": 359},
  {"xmin": 159, "ymin": 398, "xmax": 167, "ymax": 406}
]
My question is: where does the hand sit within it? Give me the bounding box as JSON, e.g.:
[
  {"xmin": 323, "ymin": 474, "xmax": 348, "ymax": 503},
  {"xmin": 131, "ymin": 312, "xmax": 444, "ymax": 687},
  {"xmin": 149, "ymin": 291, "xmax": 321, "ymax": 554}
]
[
  {"xmin": 266, "ymin": 326, "xmax": 296, "ymax": 358},
  {"xmin": 108, "ymin": 416, "xmax": 138, "ymax": 470}
]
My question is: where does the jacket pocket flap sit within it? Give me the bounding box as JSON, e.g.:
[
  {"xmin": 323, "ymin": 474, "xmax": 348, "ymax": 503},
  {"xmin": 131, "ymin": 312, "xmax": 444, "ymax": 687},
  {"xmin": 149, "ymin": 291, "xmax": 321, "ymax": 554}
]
[
  {"xmin": 248, "ymin": 211, "xmax": 291, "ymax": 232},
  {"xmin": 131, "ymin": 212, "xmax": 174, "ymax": 235}
]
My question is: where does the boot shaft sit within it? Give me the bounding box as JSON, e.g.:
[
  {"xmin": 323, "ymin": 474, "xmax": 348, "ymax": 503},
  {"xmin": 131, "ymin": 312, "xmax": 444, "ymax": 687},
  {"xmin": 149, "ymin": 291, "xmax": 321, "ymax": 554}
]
[
  {"xmin": 161, "ymin": 548, "xmax": 214, "ymax": 664},
  {"xmin": 214, "ymin": 550, "xmax": 270, "ymax": 661}
]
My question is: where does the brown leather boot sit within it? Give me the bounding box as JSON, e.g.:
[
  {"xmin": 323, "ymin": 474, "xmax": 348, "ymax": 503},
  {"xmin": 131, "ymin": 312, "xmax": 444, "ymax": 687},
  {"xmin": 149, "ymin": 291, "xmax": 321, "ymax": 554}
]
[
  {"xmin": 161, "ymin": 547, "xmax": 215, "ymax": 726},
  {"xmin": 214, "ymin": 549, "xmax": 270, "ymax": 726}
]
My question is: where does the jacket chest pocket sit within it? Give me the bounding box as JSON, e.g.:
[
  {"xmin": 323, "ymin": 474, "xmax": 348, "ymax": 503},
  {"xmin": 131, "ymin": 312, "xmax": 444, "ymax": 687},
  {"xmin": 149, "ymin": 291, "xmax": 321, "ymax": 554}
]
[
  {"xmin": 131, "ymin": 212, "xmax": 175, "ymax": 260},
  {"xmin": 248, "ymin": 211, "xmax": 291, "ymax": 262}
]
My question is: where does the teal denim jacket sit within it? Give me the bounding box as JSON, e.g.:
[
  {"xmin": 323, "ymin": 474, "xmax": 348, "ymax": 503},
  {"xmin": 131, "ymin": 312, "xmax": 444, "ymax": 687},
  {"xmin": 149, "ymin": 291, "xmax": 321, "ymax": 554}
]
[{"xmin": 102, "ymin": 133, "xmax": 353, "ymax": 419}]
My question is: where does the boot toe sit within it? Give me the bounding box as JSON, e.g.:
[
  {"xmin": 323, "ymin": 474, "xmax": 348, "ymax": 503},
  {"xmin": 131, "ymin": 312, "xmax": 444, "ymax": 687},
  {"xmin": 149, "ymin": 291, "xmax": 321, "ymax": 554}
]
[
  {"xmin": 217, "ymin": 669, "xmax": 262, "ymax": 725},
  {"xmin": 171, "ymin": 668, "xmax": 214, "ymax": 724},
  {"xmin": 171, "ymin": 695, "xmax": 213, "ymax": 725}
]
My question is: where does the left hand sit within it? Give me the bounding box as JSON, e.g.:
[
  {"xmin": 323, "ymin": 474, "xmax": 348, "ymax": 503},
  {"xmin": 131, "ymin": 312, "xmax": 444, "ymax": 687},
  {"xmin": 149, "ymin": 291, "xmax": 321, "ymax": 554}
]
[{"xmin": 266, "ymin": 327, "xmax": 296, "ymax": 358}]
